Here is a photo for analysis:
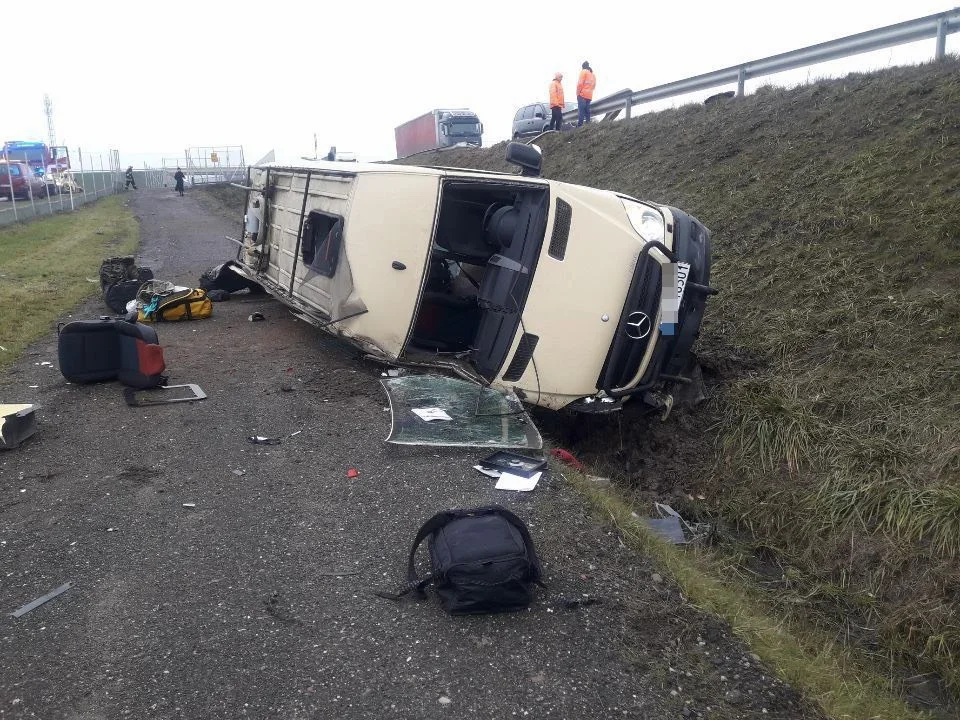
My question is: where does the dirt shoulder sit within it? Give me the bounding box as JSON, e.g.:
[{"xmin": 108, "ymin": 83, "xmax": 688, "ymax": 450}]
[{"xmin": 0, "ymin": 187, "xmax": 818, "ymax": 719}]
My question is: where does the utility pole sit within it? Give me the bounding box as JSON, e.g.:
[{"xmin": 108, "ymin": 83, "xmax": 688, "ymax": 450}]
[{"xmin": 43, "ymin": 94, "xmax": 56, "ymax": 147}]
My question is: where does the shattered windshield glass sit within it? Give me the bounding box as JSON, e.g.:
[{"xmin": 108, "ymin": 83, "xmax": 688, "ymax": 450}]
[{"xmin": 381, "ymin": 375, "xmax": 542, "ymax": 449}]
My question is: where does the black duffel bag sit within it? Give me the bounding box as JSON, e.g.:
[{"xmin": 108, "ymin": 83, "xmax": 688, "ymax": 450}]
[{"xmin": 377, "ymin": 506, "xmax": 543, "ymax": 615}]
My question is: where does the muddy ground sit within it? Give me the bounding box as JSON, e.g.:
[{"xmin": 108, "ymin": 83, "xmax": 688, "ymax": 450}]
[{"xmin": 0, "ymin": 187, "xmax": 821, "ymax": 719}]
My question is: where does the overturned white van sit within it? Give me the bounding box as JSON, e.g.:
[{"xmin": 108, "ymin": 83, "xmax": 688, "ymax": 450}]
[{"xmin": 231, "ymin": 144, "xmax": 714, "ymax": 413}]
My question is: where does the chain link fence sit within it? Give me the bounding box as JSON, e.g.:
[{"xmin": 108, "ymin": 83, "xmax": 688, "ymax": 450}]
[{"xmin": 0, "ymin": 147, "xmax": 125, "ymax": 228}]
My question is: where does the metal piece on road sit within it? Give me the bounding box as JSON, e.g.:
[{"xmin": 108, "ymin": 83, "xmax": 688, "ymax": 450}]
[
  {"xmin": 122, "ymin": 384, "xmax": 207, "ymax": 407},
  {"xmin": 12, "ymin": 582, "xmax": 73, "ymax": 618}
]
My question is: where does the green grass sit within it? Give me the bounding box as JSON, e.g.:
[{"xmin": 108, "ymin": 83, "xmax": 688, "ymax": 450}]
[
  {"xmin": 567, "ymin": 471, "xmax": 930, "ymax": 720},
  {"xmin": 0, "ymin": 196, "xmax": 138, "ymax": 371}
]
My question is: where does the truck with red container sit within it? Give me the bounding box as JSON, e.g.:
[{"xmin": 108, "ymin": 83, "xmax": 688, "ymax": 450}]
[{"xmin": 394, "ymin": 109, "xmax": 483, "ymax": 159}]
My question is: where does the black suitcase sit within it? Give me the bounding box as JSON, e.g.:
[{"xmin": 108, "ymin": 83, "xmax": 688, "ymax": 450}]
[{"xmin": 57, "ymin": 318, "xmax": 166, "ymax": 389}]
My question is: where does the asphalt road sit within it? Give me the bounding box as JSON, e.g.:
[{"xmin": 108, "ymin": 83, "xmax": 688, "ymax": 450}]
[{"xmin": 0, "ymin": 187, "xmax": 821, "ymax": 719}]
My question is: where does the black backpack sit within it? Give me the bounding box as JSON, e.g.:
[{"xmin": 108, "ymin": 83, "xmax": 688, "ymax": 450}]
[{"xmin": 378, "ymin": 506, "xmax": 543, "ymax": 615}]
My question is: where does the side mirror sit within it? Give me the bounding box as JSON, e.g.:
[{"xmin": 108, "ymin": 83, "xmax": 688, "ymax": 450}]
[
  {"xmin": 505, "ymin": 142, "xmax": 542, "ymax": 177},
  {"xmin": 440, "ymin": 125, "xmax": 448, "ymax": 136},
  {"xmin": 534, "ymin": 112, "xmax": 544, "ymax": 119}
]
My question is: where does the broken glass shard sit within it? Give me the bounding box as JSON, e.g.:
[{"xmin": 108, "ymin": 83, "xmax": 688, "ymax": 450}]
[{"xmin": 381, "ymin": 375, "xmax": 542, "ymax": 449}]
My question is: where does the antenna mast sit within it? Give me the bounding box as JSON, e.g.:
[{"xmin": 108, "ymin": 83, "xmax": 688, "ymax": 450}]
[{"xmin": 43, "ymin": 94, "xmax": 56, "ymax": 147}]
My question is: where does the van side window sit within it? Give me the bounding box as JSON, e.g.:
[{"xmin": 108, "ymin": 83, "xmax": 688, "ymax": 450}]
[
  {"xmin": 514, "ymin": 108, "xmax": 525, "ymax": 121},
  {"xmin": 301, "ymin": 210, "xmax": 343, "ymax": 277},
  {"xmin": 522, "ymin": 106, "xmax": 535, "ymax": 120}
]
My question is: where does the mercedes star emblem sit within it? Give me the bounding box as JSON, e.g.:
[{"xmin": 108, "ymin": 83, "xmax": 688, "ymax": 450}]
[{"xmin": 625, "ymin": 311, "xmax": 652, "ymax": 340}]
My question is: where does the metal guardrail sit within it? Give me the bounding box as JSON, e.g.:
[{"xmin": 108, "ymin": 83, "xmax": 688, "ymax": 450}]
[{"xmin": 564, "ymin": 7, "xmax": 960, "ymax": 123}]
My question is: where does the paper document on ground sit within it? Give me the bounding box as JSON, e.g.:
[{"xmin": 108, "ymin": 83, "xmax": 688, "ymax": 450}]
[
  {"xmin": 412, "ymin": 407, "xmax": 452, "ymax": 422},
  {"xmin": 495, "ymin": 471, "xmax": 542, "ymax": 491}
]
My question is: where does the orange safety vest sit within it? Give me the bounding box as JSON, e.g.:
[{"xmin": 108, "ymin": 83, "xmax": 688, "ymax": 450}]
[
  {"xmin": 577, "ymin": 69, "xmax": 596, "ymax": 100},
  {"xmin": 549, "ymin": 80, "xmax": 564, "ymax": 108}
]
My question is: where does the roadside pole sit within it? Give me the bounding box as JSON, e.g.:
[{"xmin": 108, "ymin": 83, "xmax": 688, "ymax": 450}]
[
  {"xmin": 44, "ymin": 159, "xmax": 54, "ymax": 217},
  {"xmin": 67, "ymin": 169, "xmax": 74, "ymax": 210},
  {"xmin": 4, "ymin": 146, "xmax": 17, "ymax": 222},
  {"xmin": 24, "ymin": 154, "xmax": 37, "ymax": 218},
  {"xmin": 78, "ymin": 148, "xmax": 86, "ymax": 205},
  {"xmin": 98, "ymin": 154, "xmax": 106, "ymax": 197}
]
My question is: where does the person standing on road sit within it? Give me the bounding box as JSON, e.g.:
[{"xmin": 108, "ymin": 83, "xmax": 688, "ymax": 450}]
[
  {"xmin": 549, "ymin": 72, "xmax": 565, "ymax": 131},
  {"xmin": 124, "ymin": 166, "xmax": 137, "ymax": 190},
  {"xmin": 174, "ymin": 167, "xmax": 186, "ymax": 197},
  {"xmin": 576, "ymin": 61, "xmax": 596, "ymax": 127}
]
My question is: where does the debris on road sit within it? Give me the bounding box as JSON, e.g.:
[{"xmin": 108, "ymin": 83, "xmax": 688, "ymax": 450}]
[
  {"xmin": 550, "ymin": 448, "xmax": 585, "ymax": 471},
  {"xmin": 248, "ymin": 312, "xmax": 265, "ymax": 322},
  {"xmin": 473, "ymin": 465, "xmax": 501, "ymax": 479},
  {"xmin": 346, "ymin": 468, "xmax": 360, "ymax": 479},
  {"xmin": 248, "ymin": 435, "xmax": 281, "ymax": 446},
  {"xmin": 199, "ymin": 260, "xmax": 266, "ymax": 296},
  {"xmin": 1, "ymin": 404, "xmax": 38, "ymax": 450},
  {"xmin": 479, "ymin": 451, "xmax": 546, "ymax": 478},
  {"xmin": 382, "ymin": 376, "xmax": 542, "ymax": 449},
  {"xmin": 206, "ymin": 289, "xmax": 231, "ymax": 302},
  {"xmin": 494, "ymin": 471, "xmax": 542, "ymax": 492},
  {"xmin": 561, "ymin": 595, "xmax": 598, "ymax": 610},
  {"xmin": 182, "ymin": 503, "xmax": 196, "ymax": 508},
  {"xmin": 11, "ymin": 582, "xmax": 73, "ymax": 618},
  {"xmin": 641, "ymin": 503, "xmax": 711, "ymax": 545},
  {"xmin": 123, "ymin": 384, "xmax": 207, "ymax": 407}
]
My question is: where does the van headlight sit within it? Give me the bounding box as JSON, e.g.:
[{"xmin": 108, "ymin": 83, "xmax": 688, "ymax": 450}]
[{"xmin": 622, "ymin": 200, "xmax": 665, "ymax": 244}]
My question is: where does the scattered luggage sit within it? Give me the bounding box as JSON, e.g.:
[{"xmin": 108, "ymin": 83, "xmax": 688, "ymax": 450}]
[
  {"xmin": 137, "ymin": 287, "xmax": 212, "ymax": 322},
  {"xmin": 199, "ymin": 261, "xmax": 265, "ymax": 295},
  {"xmin": 377, "ymin": 505, "xmax": 543, "ymax": 615},
  {"xmin": 57, "ymin": 317, "xmax": 166, "ymax": 389},
  {"xmin": 99, "ymin": 256, "xmax": 154, "ymax": 314}
]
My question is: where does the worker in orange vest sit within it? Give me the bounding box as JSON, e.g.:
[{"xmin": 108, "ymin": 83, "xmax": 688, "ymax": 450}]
[
  {"xmin": 576, "ymin": 61, "xmax": 596, "ymax": 127},
  {"xmin": 549, "ymin": 72, "xmax": 565, "ymax": 131}
]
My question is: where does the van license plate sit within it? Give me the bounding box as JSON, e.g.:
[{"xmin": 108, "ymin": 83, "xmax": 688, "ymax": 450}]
[
  {"xmin": 659, "ymin": 261, "xmax": 692, "ymax": 337},
  {"xmin": 676, "ymin": 261, "xmax": 691, "ymax": 306}
]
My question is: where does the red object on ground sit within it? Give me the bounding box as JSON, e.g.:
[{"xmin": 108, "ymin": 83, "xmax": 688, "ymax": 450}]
[
  {"xmin": 550, "ymin": 448, "xmax": 585, "ymax": 471},
  {"xmin": 346, "ymin": 468, "xmax": 359, "ymax": 479}
]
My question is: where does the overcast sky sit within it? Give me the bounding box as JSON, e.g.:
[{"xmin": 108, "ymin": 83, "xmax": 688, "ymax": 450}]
[{"xmin": 3, "ymin": 1, "xmax": 957, "ymax": 168}]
